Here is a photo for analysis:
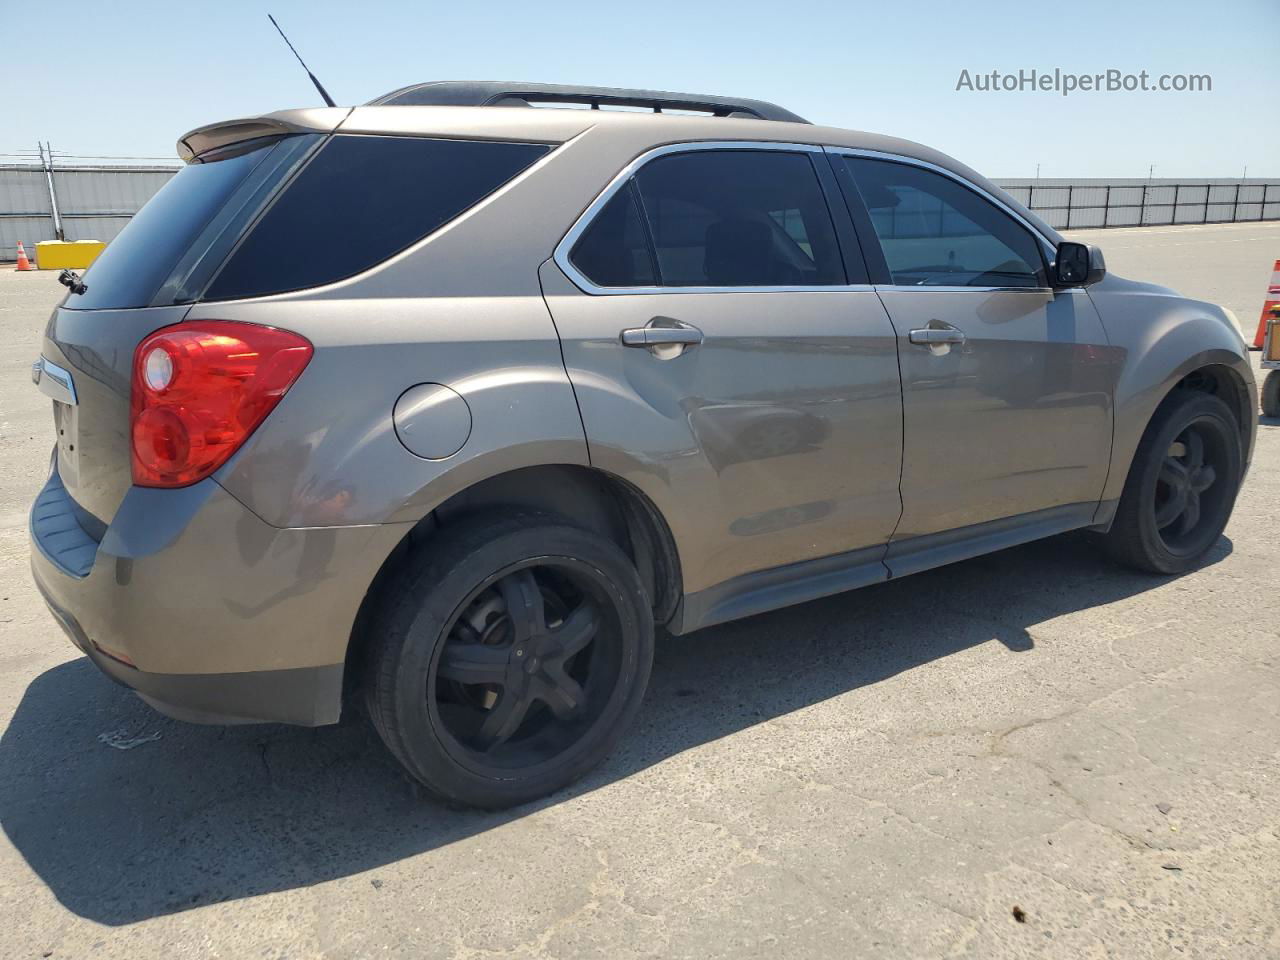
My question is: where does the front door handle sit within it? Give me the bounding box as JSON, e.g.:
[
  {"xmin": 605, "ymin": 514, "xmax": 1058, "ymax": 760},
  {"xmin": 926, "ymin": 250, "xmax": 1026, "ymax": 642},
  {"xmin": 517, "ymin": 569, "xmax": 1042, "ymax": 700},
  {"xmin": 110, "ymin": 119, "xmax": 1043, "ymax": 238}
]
[{"xmin": 908, "ymin": 327, "xmax": 966, "ymax": 346}]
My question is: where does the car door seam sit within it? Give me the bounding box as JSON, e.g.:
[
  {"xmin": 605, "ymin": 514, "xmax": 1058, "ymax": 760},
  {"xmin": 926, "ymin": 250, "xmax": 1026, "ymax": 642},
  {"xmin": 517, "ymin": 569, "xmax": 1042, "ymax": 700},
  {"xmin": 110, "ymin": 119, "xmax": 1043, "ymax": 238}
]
[{"xmin": 875, "ymin": 288, "xmax": 909, "ymax": 563}]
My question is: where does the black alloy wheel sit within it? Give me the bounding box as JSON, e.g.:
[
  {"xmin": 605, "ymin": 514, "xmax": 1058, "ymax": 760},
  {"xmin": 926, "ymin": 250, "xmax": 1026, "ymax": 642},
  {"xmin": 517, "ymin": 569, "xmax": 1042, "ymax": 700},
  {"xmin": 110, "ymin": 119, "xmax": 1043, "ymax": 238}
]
[
  {"xmin": 1102, "ymin": 391, "xmax": 1242, "ymax": 574},
  {"xmin": 364, "ymin": 512, "xmax": 654, "ymax": 809}
]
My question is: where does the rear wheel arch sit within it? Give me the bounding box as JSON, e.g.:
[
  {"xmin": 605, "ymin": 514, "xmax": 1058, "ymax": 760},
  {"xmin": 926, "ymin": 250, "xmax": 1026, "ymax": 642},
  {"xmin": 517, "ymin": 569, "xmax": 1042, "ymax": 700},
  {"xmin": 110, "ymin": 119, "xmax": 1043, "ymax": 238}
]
[{"xmin": 344, "ymin": 464, "xmax": 682, "ymax": 698}]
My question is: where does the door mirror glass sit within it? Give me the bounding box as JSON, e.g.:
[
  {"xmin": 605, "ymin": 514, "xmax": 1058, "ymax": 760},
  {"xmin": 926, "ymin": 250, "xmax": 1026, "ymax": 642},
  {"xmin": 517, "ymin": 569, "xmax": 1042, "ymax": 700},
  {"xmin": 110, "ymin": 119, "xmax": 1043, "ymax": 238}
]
[{"xmin": 1053, "ymin": 241, "xmax": 1106, "ymax": 286}]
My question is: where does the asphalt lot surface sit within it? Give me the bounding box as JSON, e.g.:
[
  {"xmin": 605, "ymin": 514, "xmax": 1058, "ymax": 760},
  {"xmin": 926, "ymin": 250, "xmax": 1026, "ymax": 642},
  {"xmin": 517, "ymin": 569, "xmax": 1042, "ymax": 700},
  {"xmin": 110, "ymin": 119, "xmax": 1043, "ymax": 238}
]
[{"xmin": 2, "ymin": 221, "xmax": 1279, "ymax": 959}]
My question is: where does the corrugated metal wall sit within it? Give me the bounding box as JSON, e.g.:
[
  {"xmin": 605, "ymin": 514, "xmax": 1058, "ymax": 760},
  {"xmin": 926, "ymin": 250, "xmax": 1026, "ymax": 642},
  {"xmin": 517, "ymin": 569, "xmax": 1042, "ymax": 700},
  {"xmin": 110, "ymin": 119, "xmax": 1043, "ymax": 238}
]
[
  {"xmin": 2, "ymin": 165, "xmax": 1278, "ymax": 262},
  {"xmin": 0, "ymin": 164, "xmax": 178, "ymax": 261}
]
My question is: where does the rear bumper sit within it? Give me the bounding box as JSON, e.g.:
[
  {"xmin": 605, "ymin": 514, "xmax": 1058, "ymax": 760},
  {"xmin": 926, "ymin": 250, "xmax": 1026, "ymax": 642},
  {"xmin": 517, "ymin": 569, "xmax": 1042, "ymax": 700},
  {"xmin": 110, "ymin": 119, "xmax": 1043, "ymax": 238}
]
[
  {"xmin": 34, "ymin": 579, "xmax": 342, "ymax": 724},
  {"xmin": 30, "ymin": 460, "xmax": 409, "ymax": 726}
]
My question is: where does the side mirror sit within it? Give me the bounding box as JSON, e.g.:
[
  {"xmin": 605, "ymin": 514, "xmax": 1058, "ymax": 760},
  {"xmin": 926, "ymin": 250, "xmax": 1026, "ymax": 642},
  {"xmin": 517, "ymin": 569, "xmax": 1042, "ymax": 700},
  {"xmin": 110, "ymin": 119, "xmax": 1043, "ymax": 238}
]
[{"xmin": 1053, "ymin": 241, "xmax": 1106, "ymax": 287}]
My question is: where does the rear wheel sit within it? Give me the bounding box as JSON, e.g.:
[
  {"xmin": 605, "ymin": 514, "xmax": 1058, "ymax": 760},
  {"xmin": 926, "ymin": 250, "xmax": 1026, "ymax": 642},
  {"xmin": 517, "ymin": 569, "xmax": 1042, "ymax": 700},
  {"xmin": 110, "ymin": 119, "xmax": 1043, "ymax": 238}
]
[
  {"xmin": 364, "ymin": 512, "xmax": 653, "ymax": 809},
  {"xmin": 1101, "ymin": 391, "xmax": 1242, "ymax": 574}
]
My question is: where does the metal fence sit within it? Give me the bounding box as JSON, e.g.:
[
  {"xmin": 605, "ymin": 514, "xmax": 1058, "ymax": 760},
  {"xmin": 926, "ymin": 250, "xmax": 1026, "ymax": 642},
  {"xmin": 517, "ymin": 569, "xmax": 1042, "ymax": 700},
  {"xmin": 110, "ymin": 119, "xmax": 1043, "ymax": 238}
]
[
  {"xmin": 2, "ymin": 164, "xmax": 1278, "ymax": 262},
  {"xmin": 996, "ymin": 177, "xmax": 1280, "ymax": 230}
]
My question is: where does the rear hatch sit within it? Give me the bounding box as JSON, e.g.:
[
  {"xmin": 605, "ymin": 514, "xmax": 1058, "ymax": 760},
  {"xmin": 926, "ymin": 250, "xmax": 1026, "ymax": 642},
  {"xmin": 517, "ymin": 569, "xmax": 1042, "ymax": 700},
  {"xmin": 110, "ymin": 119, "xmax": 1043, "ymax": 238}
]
[{"xmin": 42, "ymin": 121, "xmax": 327, "ymax": 527}]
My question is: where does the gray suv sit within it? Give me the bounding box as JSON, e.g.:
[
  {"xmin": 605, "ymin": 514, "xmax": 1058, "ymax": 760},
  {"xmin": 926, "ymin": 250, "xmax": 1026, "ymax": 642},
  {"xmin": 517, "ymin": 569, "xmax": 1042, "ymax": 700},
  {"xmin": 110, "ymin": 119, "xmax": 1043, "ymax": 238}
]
[{"xmin": 30, "ymin": 83, "xmax": 1255, "ymax": 808}]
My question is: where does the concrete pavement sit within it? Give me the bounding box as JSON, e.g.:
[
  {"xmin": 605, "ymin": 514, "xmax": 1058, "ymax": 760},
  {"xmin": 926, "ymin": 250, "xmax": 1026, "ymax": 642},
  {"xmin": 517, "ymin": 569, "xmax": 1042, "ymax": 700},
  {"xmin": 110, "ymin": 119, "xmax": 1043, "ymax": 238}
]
[{"xmin": 1, "ymin": 223, "xmax": 1278, "ymax": 958}]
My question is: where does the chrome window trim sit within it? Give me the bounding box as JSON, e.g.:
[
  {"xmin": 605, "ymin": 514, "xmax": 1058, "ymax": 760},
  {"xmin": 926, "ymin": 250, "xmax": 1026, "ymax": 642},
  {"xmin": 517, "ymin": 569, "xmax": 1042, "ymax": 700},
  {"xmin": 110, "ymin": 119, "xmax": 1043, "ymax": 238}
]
[
  {"xmin": 824, "ymin": 146, "xmax": 1060, "ymax": 263},
  {"xmin": 552, "ymin": 140, "xmax": 873, "ymax": 296}
]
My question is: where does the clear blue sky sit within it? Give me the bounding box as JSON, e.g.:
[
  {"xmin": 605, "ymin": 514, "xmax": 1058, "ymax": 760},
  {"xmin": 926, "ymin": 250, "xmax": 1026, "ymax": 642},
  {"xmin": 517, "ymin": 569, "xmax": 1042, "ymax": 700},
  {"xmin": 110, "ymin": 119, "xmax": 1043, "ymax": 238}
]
[{"xmin": 6, "ymin": 0, "xmax": 1277, "ymax": 177}]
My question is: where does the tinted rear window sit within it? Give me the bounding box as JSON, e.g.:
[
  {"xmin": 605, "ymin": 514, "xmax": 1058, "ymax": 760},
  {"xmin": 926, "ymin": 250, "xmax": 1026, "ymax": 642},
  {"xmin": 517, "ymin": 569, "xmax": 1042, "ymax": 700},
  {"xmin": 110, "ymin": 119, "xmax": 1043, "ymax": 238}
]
[
  {"xmin": 70, "ymin": 140, "xmax": 293, "ymax": 310},
  {"xmin": 634, "ymin": 151, "xmax": 845, "ymax": 287},
  {"xmin": 204, "ymin": 135, "xmax": 550, "ymax": 300}
]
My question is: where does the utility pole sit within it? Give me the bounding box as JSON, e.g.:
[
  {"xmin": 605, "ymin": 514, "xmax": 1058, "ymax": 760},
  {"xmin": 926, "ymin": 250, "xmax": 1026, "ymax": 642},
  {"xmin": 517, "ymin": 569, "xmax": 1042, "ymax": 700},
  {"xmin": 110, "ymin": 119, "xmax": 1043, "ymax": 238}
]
[
  {"xmin": 1035, "ymin": 162, "xmax": 1040, "ymax": 179},
  {"xmin": 39, "ymin": 142, "xmax": 65, "ymax": 241},
  {"xmin": 1243, "ymin": 163, "xmax": 1248, "ymax": 179},
  {"xmin": 1148, "ymin": 163, "xmax": 1156, "ymax": 180}
]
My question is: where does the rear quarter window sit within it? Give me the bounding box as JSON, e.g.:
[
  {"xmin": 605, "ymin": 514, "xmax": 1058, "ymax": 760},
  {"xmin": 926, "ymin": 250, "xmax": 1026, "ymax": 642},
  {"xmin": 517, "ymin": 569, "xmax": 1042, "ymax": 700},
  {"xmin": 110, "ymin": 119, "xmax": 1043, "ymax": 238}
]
[{"xmin": 204, "ymin": 135, "xmax": 550, "ymax": 300}]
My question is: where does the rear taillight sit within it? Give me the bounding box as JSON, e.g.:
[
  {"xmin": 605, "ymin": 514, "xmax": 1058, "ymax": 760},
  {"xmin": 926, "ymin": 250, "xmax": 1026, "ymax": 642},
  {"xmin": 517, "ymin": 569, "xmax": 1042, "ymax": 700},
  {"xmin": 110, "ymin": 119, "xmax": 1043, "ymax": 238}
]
[{"xmin": 130, "ymin": 320, "xmax": 312, "ymax": 487}]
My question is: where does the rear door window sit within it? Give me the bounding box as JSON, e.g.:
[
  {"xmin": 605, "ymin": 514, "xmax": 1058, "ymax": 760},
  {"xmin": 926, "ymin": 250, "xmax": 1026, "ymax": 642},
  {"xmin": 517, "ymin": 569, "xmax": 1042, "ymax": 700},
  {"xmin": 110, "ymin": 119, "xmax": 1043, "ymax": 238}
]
[
  {"xmin": 566, "ymin": 149, "xmax": 846, "ymax": 289},
  {"xmin": 204, "ymin": 135, "xmax": 549, "ymax": 300},
  {"xmin": 633, "ymin": 151, "xmax": 845, "ymax": 287}
]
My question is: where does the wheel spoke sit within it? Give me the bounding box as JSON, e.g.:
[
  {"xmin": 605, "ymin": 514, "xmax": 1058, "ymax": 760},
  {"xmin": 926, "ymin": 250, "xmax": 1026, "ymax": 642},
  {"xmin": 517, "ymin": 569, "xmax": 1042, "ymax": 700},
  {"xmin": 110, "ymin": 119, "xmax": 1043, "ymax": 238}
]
[
  {"xmin": 536, "ymin": 665, "xmax": 585, "ymax": 720},
  {"xmin": 548, "ymin": 601, "xmax": 599, "ymax": 660},
  {"xmin": 1159, "ymin": 459, "xmax": 1189, "ymax": 488},
  {"xmin": 438, "ymin": 642, "xmax": 509, "ymax": 686},
  {"xmin": 497, "ymin": 570, "xmax": 546, "ymax": 643},
  {"xmin": 478, "ymin": 689, "xmax": 533, "ymax": 749},
  {"xmin": 1177, "ymin": 491, "xmax": 1201, "ymax": 536},
  {"xmin": 1191, "ymin": 464, "xmax": 1216, "ymax": 493},
  {"xmin": 1154, "ymin": 489, "xmax": 1186, "ymax": 529}
]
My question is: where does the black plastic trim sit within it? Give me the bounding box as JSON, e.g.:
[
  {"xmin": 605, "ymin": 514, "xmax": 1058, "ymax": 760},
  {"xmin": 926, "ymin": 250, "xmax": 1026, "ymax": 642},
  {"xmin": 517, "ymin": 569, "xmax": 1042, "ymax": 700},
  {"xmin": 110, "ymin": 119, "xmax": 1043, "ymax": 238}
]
[
  {"xmin": 30, "ymin": 468, "xmax": 99, "ymax": 579},
  {"xmin": 827, "ymin": 153, "xmax": 893, "ymax": 285},
  {"xmin": 674, "ymin": 544, "xmax": 889, "ymax": 634},
  {"xmin": 884, "ymin": 503, "xmax": 1097, "ymax": 579},
  {"xmin": 673, "ymin": 502, "xmax": 1105, "ymax": 635},
  {"xmin": 814, "ymin": 151, "xmax": 870, "ymax": 285}
]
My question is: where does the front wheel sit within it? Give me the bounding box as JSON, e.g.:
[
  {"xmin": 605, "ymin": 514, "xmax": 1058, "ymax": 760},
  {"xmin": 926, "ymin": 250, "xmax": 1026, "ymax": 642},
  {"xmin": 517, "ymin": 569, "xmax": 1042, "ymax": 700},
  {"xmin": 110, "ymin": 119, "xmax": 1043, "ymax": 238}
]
[
  {"xmin": 1101, "ymin": 391, "xmax": 1242, "ymax": 574},
  {"xmin": 363, "ymin": 512, "xmax": 654, "ymax": 809}
]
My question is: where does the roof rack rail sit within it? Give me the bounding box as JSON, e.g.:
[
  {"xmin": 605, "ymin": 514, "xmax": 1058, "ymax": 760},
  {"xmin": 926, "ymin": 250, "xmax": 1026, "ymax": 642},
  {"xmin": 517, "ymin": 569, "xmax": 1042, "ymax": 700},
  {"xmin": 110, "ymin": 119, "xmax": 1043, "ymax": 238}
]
[{"xmin": 367, "ymin": 81, "xmax": 809, "ymax": 124}]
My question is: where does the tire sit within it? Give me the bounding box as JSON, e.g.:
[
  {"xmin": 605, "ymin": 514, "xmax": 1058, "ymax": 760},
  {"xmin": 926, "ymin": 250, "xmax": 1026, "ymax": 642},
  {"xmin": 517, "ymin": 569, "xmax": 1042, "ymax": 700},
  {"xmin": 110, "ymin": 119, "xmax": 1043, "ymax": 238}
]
[
  {"xmin": 1101, "ymin": 391, "xmax": 1242, "ymax": 574},
  {"xmin": 363, "ymin": 511, "xmax": 654, "ymax": 809},
  {"xmin": 1261, "ymin": 370, "xmax": 1280, "ymax": 418}
]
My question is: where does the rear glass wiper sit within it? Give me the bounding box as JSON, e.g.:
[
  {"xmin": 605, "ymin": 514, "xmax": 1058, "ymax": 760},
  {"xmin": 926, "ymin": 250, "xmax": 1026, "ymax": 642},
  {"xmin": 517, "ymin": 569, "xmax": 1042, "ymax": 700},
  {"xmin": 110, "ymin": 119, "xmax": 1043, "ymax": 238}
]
[{"xmin": 58, "ymin": 269, "xmax": 87, "ymax": 295}]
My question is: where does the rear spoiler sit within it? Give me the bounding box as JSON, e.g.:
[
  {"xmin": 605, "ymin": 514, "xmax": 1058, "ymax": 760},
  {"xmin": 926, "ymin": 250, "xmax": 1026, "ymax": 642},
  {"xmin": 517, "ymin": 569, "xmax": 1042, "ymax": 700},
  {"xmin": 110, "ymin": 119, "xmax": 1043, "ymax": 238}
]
[{"xmin": 176, "ymin": 107, "xmax": 350, "ymax": 162}]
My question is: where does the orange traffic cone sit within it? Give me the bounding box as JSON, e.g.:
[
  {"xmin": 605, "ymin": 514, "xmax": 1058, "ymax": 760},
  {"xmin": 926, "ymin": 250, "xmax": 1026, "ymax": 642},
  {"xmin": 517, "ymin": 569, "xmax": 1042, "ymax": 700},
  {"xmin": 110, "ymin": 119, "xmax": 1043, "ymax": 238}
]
[
  {"xmin": 1251, "ymin": 259, "xmax": 1280, "ymax": 349},
  {"xmin": 14, "ymin": 241, "xmax": 34, "ymax": 272}
]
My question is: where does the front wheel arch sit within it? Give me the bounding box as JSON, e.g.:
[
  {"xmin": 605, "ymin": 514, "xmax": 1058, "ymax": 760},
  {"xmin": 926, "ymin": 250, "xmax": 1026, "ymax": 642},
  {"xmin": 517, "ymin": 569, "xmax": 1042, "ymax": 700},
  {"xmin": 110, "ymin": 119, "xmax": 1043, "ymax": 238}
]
[{"xmin": 1100, "ymin": 389, "xmax": 1243, "ymax": 574}]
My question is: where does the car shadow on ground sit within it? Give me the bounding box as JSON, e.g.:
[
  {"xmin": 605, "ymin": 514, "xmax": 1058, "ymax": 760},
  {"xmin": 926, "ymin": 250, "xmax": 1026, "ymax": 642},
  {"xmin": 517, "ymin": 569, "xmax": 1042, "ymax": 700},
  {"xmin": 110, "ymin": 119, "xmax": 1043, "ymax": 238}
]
[{"xmin": 0, "ymin": 531, "xmax": 1230, "ymax": 925}]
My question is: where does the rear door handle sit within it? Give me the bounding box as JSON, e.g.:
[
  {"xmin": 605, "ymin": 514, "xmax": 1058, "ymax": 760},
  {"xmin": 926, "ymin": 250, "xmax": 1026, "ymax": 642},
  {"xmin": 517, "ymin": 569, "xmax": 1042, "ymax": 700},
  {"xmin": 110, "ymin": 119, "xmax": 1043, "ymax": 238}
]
[
  {"xmin": 620, "ymin": 322, "xmax": 703, "ymax": 361},
  {"xmin": 908, "ymin": 327, "xmax": 966, "ymax": 345},
  {"xmin": 621, "ymin": 327, "xmax": 704, "ymax": 347}
]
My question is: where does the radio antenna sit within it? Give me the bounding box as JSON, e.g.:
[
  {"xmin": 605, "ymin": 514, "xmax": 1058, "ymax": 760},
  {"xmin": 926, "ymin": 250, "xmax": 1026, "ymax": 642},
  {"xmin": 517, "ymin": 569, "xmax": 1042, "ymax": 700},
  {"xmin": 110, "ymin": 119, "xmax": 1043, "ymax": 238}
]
[{"xmin": 267, "ymin": 14, "xmax": 337, "ymax": 108}]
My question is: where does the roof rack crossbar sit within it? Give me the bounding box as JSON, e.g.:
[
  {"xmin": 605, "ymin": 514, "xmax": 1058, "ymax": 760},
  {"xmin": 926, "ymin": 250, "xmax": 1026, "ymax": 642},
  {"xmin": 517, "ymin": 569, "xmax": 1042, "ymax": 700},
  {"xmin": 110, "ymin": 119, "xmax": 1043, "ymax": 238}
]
[{"xmin": 368, "ymin": 81, "xmax": 808, "ymax": 124}]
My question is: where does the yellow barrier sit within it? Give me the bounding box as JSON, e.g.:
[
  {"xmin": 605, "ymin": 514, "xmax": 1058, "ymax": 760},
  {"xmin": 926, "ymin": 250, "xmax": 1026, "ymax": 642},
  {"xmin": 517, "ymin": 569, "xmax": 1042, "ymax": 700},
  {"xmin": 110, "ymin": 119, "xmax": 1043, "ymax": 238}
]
[{"xmin": 35, "ymin": 240, "xmax": 106, "ymax": 270}]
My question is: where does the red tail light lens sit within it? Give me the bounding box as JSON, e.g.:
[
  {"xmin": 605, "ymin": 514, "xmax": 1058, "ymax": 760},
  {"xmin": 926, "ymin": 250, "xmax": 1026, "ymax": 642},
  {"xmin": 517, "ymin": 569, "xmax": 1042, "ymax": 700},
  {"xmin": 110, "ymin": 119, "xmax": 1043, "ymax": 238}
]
[{"xmin": 131, "ymin": 320, "xmax": 313, "ymax": 487}]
